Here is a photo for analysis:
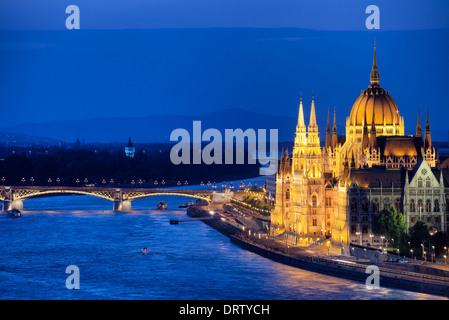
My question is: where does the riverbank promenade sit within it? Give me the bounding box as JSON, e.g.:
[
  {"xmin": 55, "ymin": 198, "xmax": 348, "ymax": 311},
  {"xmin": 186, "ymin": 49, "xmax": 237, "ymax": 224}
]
[{"xmin": 194, "ymin": 203, "xmax": 449, "ymax": 298}]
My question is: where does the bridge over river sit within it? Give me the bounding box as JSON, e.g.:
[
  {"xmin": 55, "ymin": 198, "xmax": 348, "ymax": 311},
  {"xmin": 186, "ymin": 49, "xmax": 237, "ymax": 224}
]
[{"xmin": 0, "ymin": 186, "xmax": 233, "ymax": 211}]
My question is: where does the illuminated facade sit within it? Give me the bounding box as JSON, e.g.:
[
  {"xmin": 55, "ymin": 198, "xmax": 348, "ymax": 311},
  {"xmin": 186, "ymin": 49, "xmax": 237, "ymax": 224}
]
[
  {"xmin": 125, "ymin": 137, "xmax": 135, "ymax": 158},
  {"xmin": 271, "ymin": 44, "xmax": 447, "ymax": 247}
]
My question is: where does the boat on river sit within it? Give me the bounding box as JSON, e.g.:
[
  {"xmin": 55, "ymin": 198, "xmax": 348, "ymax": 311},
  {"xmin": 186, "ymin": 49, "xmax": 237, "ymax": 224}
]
[
  {"xmin": 7, "ymin": 209, "xmax": 21, "ymax": 218},
  {"xmin": 157, "ymin": 201, "xmax": 167, "ymax": 210}
]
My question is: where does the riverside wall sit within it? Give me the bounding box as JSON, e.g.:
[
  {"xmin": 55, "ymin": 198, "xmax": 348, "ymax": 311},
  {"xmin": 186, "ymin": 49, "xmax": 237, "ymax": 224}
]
[
  {"xmin": 230, "ymin": 235, "xmax": 449, "ymax": 298},
  {"xmin": 188, "ymin": 206, "xmax": 449, "ymax": 298}
]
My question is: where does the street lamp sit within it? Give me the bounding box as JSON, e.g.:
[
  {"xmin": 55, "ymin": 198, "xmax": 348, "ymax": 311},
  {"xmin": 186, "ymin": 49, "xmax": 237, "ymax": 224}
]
[
  {"xmin": 56, "ymin": 177, "xmax": 60, "ymax": 186},
  {"xmin": 432, "ymin": 246, "xmax": 435, "ymax": 263},
  {"xmin": 1, "ymin": 177, "xmax": 5, "ymax": 186},
  {"xmin": 161, "ymin": 179, "xmax": 166, "ymax": 188},
  {"xmin": 48, "ymin": 178, "xmax": 52, "ymax": 185},
  {"xmin": 21, "ymin": 177, "xmax": 25, "ymax": 186},
  {"xmin": 421, "ymin": 243, "xmax": 425, "ymax": 259},
  {"xmin": 76, "ymin": 178, "xmax": 80, "ymax": 186},
  {"xmin": 30, "ymin": 177, "xmax": 34, "ymax": 186}
]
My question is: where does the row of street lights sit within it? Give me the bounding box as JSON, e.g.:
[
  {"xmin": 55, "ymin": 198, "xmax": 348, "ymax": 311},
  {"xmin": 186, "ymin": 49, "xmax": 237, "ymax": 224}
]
[
  {"xmin": 407, "ymin": 241, "xmax": 437, "ymax": 262},
  {"xmin": 2, "ymin": 177, "xmax": 261, "ymax": 192}
]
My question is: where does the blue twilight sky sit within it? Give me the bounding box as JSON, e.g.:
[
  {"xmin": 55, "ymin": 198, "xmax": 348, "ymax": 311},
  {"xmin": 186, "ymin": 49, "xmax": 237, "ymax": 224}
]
[
  {"xmin": 0, "ymin": 1, "xmax": 448, "ymax": 142},
  {"xmin": 1, "ymin": 0, "xmax": 449, "ymax": 30}
]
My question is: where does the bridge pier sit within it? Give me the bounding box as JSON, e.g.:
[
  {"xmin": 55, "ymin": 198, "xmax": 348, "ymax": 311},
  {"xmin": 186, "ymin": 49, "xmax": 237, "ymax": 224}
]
[
  {"xmin": 3, "ymin": 200, "xmax": 23, "ymax": 212},
  {"xmin": 113, "ymin": 200, "xmax": 132, "ymax": 212}
]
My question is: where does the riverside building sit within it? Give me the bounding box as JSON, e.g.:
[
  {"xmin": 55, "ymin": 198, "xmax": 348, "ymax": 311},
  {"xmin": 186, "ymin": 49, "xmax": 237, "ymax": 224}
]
[{"xmin": 270, "ymin": 44, "xmax": 449, "ymax": 248}]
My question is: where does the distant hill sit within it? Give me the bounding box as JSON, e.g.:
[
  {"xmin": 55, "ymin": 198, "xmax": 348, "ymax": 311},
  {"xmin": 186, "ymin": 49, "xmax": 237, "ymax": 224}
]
[
  {"xmin": 0, "ymin": 108, "xmax": 327, "ymax": 144},
  {"xmin": 0, "ymin": 131, "xmax": 63, "ymax": 147}
]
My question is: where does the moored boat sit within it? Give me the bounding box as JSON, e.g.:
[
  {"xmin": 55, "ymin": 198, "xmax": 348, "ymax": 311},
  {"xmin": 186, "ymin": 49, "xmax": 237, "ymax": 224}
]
[{"xmin": 157, "ymin": 201, "xmax": 167, "ymax": 210}]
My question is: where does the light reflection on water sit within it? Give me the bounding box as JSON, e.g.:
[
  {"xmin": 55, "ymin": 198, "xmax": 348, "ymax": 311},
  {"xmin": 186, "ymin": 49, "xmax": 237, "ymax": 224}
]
[{"xmin": 0, "ymin": 194, "xmax": 446, "ymax": 300}]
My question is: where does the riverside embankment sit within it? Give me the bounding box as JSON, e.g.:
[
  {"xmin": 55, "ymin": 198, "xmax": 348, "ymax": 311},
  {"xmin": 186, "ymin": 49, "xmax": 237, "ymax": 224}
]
[{"xmin": 188, "ymin": 206, "xmax": 449, "ymax": 298}]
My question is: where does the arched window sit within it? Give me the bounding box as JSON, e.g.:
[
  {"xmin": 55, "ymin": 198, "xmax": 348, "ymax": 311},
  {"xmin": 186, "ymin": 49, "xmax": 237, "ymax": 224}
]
[
  {"xmin": 286, "ymin": 188, "xmax": 290, "ymax": 200},
  {"xmin": 312, "ymin": 195, "xmax": 317, "ymax": 207},
  {"xmin": 410, "ymin": 200, "xmax": 415, "ymax": 212},
  {"xmin": 351, "ymin": 199, "xmax": 357, "ymax": 213},
  {"xmin": 434, "ymin": 199, "xmax": 440, "ymax": 212},
  {"xmin": 426, "ymin": 199, "xmax": 432, "ymax": 213},
  {"xmin": 362, "ymin": 199, "xmax": 368, "ymax": 212},
  {"xmin": 372, "ymin": 199, "xmax": 379, "ymax": 213},
  {"xmin": 395, "ymin": 198, "xmax": 401, "ymax": 211},
  {"xmin": 418, "ymin": 199, "xmax": 423, "ymax": 213},
  {"xmin": 417, "ymin": 178, "xmax": 423, "ymax": 188}
]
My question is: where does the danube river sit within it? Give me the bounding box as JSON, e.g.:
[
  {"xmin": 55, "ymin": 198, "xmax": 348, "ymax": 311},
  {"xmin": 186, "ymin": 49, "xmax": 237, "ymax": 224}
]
[{"xmin": 0, "ymin": 191, "xmax": 446, "ymax": 300}]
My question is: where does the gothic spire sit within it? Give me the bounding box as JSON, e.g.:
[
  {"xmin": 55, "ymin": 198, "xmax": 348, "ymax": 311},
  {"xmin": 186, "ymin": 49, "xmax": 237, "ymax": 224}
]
[
  {"xmin": 308, "ymin": 95, "xmax": 318, "ymax": 130},
  {"xmin": 370, "ymin": 114, "xmax": 377, "ymax": 150},
  {"xmin": 332, "ymin": 110, "xmax": 338, "ymax": 149},
  {"xmin": 424, "ymin": 108, "xmax": 432, "ymax": 150},
  {"xmin": 297, "ymin": 95, "xmax": 305, "ymax": 129},
  {"xmin": 325, "ymin": 110, "xmax": 332, "ymax": 149},
  {"xmin": 370, "ymin": 39, "xmax": 380, "ymax": 85},
  {"xmin": 416, "ymin": 109, "xmax": 422, "ymax": 138}
]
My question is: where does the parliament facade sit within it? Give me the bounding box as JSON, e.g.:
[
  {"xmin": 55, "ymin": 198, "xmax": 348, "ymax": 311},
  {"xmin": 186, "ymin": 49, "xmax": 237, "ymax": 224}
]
[{"xmin": 270, "ymin": 45, "xmax": 449, "ymax": 247}]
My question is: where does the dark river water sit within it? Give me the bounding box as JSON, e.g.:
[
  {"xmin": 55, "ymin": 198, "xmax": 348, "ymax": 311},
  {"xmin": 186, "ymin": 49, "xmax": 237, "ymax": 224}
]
[{"xmin": 0, "ymin": 190, "xmax": 446, "ymax": 300}]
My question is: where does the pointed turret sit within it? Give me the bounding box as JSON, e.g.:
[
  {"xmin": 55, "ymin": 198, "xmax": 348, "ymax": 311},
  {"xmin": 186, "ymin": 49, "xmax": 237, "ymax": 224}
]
[
  {"xmin": 369, "ymin": 117, "xmax": 377, "ymax": 150},
  {"xmin": 332, "ymin": 110, "xmax": 338, "ymax": 150},
  {"xmin": 284, "ymin": 148, "xmax": 291, "ymax": 175},
  {"xmin": 325, "ymin": 110, "xmax": 332, "ymax": 150},
  {"xmin": 416, "ymin": 109, "xmax": 422, "ymax": 138},
  {"xmin": 308, "ymin": 95, "xmax": 318, "ymax": 131},
  {"xmin": 297, "ymin": 96, "xmax": 306, "ymax": 129},
  {"xmin": 279, "ymin": 147, "xmax": 285, "ymax": 174},
  {"xmin": 362, "ymin": 113, "xmax": 370, "ymax": 151},
  {"xmin": 350, "ymin": 150, "xmax": 356, "ymax": 169},
  {"xmin": 127, "ymin": 137, "xmax": 134, "ymax": 148},
  {"xmin": 370, "ymin": 39, "xmax": 380, "ymax": 85},
  {"xmin": 424, "ymin": 108, "xmax": 432, "ymax": 150}
]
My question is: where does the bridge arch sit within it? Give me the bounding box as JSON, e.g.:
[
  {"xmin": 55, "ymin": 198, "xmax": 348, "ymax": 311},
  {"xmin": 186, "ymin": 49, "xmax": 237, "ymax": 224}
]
[
  {"xmin": 1, "ymin": 187, "xmax": 213, "ymax": 211},
  {"xmin": 11, "ymin": 189, "xmax": 115, "ymax": 202},
  {"xmin": 124, "ymin": 192, "xmax": 211, "ymax": 202}
]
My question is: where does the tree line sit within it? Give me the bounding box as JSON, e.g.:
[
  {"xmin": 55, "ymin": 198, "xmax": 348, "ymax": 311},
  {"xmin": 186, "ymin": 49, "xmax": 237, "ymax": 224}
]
[{"xmin": 0, "ymin": 147, "xmax": 261, "ymax": 188}]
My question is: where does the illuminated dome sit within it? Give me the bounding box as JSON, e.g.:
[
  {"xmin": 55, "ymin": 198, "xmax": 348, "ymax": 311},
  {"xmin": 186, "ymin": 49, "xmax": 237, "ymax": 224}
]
[
  {"xmin": 346, "ymin": 44, "xmax": 404, "ymax": 137},
  {"xmin": 349, "ymin": 45, "xmax": 400, "ymax": 126},
  {"xmin": 349, "ymin": 85, "xmax": 400, "ymax": 127}
]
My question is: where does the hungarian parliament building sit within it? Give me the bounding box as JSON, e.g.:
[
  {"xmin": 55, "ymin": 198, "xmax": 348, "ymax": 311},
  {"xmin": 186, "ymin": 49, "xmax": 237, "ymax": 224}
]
[{"xmin": 270, "ymin": 45, "xmax": 449, "ymax": 247}]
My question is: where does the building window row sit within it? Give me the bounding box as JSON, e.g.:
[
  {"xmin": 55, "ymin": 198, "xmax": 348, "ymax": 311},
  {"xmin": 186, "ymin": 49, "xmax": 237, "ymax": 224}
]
[{"xmin": 409, "ymin": 199, "xmax": 440, "ymax": 213}]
